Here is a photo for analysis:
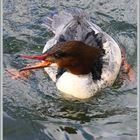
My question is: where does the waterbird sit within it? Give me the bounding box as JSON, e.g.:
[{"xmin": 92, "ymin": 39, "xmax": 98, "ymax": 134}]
[{"xmin": 7, "ymin": 8, "xmax": 134, "ymax": 99}]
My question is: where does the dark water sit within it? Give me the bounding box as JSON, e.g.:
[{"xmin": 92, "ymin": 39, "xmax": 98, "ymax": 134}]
[{"xmin": 3, "ymin": 0, "xmax": 137, "ymax": 140}]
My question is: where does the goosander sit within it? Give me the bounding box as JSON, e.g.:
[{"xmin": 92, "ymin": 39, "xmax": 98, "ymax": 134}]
[{"xmin": 16, "ymin": 8, "xmax": 122, "ymax": 99}]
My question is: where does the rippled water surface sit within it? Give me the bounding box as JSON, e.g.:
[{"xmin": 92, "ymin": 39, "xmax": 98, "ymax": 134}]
[{"xmin": 3, "ymin": 0, "xmax": 137, "ymax": 140}]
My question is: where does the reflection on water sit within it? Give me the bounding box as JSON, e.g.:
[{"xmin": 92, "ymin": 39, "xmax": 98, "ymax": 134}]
[{"xmin": 3, "ymin": 0, "xmax": 137, "ymax": 140}]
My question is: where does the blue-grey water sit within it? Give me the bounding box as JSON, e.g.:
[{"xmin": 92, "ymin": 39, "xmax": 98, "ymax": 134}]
[{"xmin": 3, "ymin": 0, "xmax": 137, "ymax": 140}]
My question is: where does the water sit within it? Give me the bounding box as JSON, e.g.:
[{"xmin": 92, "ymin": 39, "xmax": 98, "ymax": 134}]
[{"xmin": 3, "ymin": 0, "xmax": 137, "ymax": 140}]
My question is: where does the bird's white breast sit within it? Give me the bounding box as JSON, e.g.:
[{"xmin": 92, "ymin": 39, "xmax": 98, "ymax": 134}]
[{"xmin": 56, "ymin": 72, "xmax": 96, "ymax": 99}]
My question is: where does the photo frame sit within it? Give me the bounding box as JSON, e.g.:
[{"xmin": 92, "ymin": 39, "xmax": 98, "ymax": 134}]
[{"xmin": 1, "ymin": 0, "xmax": 139, "ymax": 140}]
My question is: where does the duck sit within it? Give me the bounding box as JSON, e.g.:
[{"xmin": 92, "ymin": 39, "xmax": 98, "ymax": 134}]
[{"xmin": 15, "ymin": 8, "xmax": 122, "ymax": 99}]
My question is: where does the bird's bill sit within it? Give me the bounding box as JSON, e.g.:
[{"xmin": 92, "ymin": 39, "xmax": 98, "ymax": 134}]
[
  {"xmin": 19, "ymin": 61, "xmax": 52, "ymax": 71},
  {"xmin": 17, "ymin": 53, "xmax": 53, "ymax": 71}
]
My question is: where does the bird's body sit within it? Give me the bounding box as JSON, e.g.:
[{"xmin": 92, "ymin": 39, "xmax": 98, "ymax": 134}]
[{"xmin": 41, "ymin": 9, "xmax": 122, "ymax": 98}]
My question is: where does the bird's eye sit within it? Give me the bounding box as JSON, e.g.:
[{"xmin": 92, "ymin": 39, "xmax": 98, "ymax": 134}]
[{"xmin": 54, "ymin": 50, "xmax": 64, "ymax": 58}]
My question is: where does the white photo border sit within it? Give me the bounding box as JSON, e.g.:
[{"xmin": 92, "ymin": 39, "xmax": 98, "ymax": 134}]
[{"xmin": 0, "ymin": 0, "xmax": 3, "ymax": 139}]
